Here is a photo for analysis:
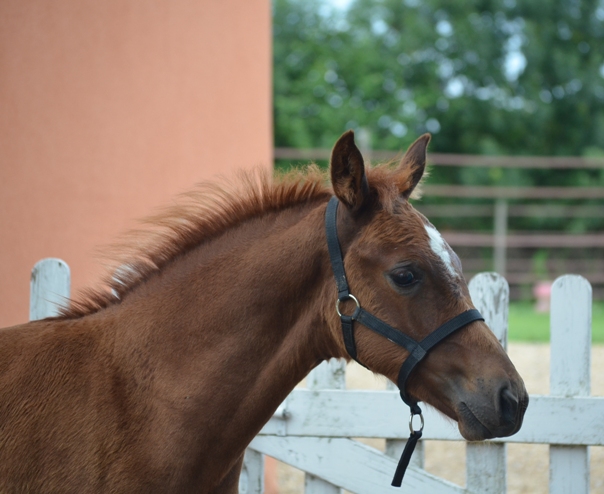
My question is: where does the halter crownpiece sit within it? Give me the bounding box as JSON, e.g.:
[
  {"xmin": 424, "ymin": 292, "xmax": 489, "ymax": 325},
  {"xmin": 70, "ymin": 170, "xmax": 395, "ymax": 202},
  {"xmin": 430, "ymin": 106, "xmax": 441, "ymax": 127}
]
[{"xmin": 325, "ymin": 196, "xmax": 484, "ymax": 488}]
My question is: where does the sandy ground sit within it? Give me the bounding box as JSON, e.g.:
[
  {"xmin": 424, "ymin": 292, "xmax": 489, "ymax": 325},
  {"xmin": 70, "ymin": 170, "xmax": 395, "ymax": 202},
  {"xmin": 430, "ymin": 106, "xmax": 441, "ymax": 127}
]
[{"xmin": 271, "ymin": 343, "xmax": 604, "ymax": 493}]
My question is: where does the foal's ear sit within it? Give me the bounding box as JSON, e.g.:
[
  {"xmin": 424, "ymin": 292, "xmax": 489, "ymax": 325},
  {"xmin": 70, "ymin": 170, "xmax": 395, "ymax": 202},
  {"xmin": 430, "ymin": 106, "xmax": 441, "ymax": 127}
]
[
  {"xmin": 330, "ymin": 130, "xmax": 369, "ymax": 212},
  {"xmin": 397, "ymin": 133, "xmax": 431, "ymax": 200}
]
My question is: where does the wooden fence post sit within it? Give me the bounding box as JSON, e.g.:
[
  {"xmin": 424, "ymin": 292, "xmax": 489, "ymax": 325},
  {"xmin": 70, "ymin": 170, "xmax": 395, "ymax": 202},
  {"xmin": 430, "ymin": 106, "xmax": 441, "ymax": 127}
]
[
  {"xmin": 549, "ymin": 275, "xmax": 591, "ymax": 494},
  {"xmin": 466, "ymin": 273, "xmax": 509, "ymax": 493},
  {"xmin": 239, "ymin": 449, "xmax": 265, "ymax": 494},
  {"xmin": 30, "ymin": 258, "xmax": 70, "ymax": 321},
  {"xmin": 304, "ymin": 359, "xmax": 346, "ymax": 494},
  {"xmin": 493, "ymin": 199, "xmax": 508, "ymax": 277}
]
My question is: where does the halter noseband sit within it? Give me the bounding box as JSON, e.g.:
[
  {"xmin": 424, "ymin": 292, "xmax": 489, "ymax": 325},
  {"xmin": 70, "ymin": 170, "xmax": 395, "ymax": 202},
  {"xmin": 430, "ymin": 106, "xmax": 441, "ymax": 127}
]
[{"xmin": 325, "ymin": 196, "xmax": 484, "ymax": 487}]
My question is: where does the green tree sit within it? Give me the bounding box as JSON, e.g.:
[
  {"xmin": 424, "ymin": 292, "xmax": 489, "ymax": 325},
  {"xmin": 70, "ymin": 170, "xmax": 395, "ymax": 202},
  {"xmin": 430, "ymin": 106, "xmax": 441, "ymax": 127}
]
[
  {"xmin": 273, "ymin": 0, "xmax": 604, "ymax": 234},
  {"xmin": 274, "ymin": 0, "xmax": 604, "ymax": 156}
]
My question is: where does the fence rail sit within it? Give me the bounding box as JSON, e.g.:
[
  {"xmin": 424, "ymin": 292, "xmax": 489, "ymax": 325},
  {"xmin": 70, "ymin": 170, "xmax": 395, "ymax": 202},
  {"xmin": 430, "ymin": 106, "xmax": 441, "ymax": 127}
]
[
  {"xmin": 275, "ymin": 147, "xmax": 604, "ymax": 285},
  {"xmin": 417, "ymin": 204, "xmax": 604, "ymax": 218},
  {"xmin": 442, "ymin": 232, "xmax": 604, "ymax": 248},
  {"xmin": 274, "ymin": 147, "xmax": 604, "ymax": 169},
  {"xmin": 424, "ymin": 185, "xmax": 604, "ymax": 199}
]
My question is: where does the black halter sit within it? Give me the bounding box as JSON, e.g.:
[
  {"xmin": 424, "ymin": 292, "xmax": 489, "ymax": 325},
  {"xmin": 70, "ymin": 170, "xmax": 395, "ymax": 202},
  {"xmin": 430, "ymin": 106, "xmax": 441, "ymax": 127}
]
[{"xmin": 325, "ymin": 196, "xmax": 484, "ymax": 487}]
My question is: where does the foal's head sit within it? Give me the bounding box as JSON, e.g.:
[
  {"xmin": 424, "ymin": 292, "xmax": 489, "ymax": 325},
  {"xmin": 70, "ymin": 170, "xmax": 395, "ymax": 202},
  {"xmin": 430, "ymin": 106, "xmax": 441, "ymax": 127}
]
[{"xmin": 327, "ymin": 131, "xmax": 527, "ymax": 441}]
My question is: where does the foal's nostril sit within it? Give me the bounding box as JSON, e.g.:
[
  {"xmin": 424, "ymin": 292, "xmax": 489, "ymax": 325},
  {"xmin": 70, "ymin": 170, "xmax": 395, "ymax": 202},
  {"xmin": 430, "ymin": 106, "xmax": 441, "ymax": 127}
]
[{"xmin": 499, "ymin": 387, "xmax": 519, "ymax": 426}]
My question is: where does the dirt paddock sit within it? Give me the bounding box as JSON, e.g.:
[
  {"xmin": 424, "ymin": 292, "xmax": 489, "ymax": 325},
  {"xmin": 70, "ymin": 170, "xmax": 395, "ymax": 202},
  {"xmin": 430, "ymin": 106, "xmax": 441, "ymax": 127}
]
[{"xmin": 272, "ymin": 344, "xmax": 604, "ymax": 493}]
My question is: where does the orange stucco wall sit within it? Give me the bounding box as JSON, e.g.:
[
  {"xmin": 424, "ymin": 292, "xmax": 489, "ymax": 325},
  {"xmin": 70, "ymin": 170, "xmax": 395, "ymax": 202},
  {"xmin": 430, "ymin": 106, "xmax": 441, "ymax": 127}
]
[{"xmin": 0, "ymin": 1, "xmax": 272, "ymax": 327}]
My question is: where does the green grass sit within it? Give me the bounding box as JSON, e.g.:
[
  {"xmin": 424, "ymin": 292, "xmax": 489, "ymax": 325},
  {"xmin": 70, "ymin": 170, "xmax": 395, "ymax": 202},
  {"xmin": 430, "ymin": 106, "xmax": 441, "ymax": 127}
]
[{"xmin": 508, "ymin": 301, "xmax": 604, "ymax": 343}]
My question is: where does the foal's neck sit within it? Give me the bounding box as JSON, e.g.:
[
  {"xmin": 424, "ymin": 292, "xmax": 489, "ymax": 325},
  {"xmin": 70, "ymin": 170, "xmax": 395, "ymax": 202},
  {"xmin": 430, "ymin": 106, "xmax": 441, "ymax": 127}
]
[{"xmin": 109, "ymin": 199, "xmax": 336, "ymax": 487}]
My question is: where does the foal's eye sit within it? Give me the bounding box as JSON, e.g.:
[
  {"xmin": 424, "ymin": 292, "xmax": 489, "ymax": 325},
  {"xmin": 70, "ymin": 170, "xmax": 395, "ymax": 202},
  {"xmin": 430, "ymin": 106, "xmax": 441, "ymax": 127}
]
[{"xmin": 390, "ymin": 268, "xmax": 417, "ymax": 287}]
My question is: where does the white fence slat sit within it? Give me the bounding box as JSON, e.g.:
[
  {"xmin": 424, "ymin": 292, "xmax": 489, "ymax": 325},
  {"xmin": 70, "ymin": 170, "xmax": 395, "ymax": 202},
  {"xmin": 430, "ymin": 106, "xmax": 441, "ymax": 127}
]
[
  {"xmin": 465, "ymin": 442, "xmax": 506, "ymax": 493},
  {"xmin": 550, "ymin": 275, "xmax": 591, "ymax": 397},
  {"xmin": 308, "ymin": 359, "xmax": 346, "ymax": 390},
  {"xmin": 260, "ymin": 390, "xmax": 604, "ymax": 446},
  {"xmin": 239, "ymin": 449, "xmax": 264, "ymax": 494},
  {"xmin": 549, "ymin": 275, "xmax": 591, "ymax": 494},
  {"xmin": 493, "ymin": 199, "xmax": 508, "ymax": 276},
  {"xmin": 466, "ymin": 273, "xmax": 508, "ymax": 493},
  {"xmin": 250, "ymin": 436, "xmax": 466, "ymax": 494},
  {"xmin": 305, "ymin": 473, "xmax": 337, "ymax": 494},
  {"xmin": 468, "ymin": 272, "xmax": 509, "ymax": 349},
  {"xmin": 304, "ymin": 359, "xmax": 346, "ymax": 494},
  {"xmin": 506, "ymin": 395, "xmax": 603, "ymax": 446},
  {"xmin": 549, "ymin": 446, "xmax": 589, "ymax": 494},
  {"xmin": 30, "ymin": 258, "xmax": 70, "ymax": 321}
]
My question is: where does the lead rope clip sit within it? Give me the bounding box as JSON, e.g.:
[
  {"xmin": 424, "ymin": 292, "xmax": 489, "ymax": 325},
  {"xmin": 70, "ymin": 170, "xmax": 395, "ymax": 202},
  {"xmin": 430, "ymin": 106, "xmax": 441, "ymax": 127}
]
[{"xmin": 391, "ymin": 409, "xmax": 424, "ymax": 487}]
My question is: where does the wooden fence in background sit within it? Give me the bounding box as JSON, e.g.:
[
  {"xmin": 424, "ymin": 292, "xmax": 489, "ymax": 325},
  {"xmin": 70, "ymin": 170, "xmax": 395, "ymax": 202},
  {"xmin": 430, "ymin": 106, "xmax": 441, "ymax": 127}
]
[
  {"xmin": 274, "ymin": 148, "xmax": 604, "ymax": 169},
  {"xmin": 275, "ymin": 147, "xmax": 604, "ymax": 294}
]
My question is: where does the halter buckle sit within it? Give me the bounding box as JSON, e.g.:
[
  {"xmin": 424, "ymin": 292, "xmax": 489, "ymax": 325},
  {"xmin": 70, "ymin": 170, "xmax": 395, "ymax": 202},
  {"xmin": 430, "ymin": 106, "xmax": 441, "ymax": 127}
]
[
  {"xmin": 335, "ymin": 294, "xmax": 360, "ymax": 318},
  {"xmin": 408, "ymin": 411, "xmax": 424, "ymax": 434}
]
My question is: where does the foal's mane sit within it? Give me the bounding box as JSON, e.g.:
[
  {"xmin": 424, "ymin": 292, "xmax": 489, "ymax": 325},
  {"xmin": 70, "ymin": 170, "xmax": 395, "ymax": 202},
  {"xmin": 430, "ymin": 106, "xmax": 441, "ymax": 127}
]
[{"xmin": 59, "ymin": 163, "xmax": 413, "ymax": 320}]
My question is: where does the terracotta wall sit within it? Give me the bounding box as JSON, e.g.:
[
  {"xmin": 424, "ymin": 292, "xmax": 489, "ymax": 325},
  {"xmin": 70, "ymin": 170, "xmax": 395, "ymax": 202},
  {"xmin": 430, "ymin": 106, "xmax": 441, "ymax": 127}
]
[{"xmin": 0, "ymin": 1, "xmax": 272, "ymax": 327}]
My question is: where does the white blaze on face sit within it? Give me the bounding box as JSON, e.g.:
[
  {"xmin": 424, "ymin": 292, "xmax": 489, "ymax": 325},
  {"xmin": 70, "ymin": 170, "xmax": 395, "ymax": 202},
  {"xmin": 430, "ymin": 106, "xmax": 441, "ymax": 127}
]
[{"xmin": 425, "ymin": 224, "xmax": 459, "ymax": 278}]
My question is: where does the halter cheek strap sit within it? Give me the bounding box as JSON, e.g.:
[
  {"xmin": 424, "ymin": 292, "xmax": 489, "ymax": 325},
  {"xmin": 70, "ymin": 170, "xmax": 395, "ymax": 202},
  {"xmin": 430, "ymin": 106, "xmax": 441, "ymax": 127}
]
[{"xmin": 325, "ymin": 196, "xmax": 484, "ymax": 487}]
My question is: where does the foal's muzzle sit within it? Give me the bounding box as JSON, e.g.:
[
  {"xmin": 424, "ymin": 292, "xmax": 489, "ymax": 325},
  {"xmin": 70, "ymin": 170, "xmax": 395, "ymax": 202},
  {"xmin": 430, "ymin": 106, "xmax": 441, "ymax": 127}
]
[{"xmin": 457, "ymin": 381, "xmax": 529, "ymax": 441}]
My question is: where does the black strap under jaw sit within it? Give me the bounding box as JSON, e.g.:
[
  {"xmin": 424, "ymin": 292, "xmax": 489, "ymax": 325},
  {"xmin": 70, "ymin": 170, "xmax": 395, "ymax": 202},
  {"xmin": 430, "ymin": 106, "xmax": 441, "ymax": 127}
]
[{"xmin": 325, "ymin": 196, "xmax": 485, "ymax": 488}]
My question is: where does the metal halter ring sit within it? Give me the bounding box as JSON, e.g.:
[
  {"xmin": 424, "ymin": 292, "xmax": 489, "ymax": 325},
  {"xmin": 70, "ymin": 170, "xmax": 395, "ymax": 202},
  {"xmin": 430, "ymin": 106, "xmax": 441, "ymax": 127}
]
[
  {"xmin": 335, "ymin": 294, "xmax": 360, "ymax": 318},
  {"xmin": 409, "ymin": 412, "xmax": 425, "ymax": 434}
]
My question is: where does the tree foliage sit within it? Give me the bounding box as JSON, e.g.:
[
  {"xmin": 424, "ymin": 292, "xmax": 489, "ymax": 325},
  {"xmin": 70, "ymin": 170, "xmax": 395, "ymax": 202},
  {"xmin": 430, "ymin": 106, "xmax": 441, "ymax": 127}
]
[
  {"xmin": 274, "ymin": 0, "xmax": 604, "ymax": 155},
  {"xmin": 273, "ymin": 0, "xmax": 604, "ymax": 238}
]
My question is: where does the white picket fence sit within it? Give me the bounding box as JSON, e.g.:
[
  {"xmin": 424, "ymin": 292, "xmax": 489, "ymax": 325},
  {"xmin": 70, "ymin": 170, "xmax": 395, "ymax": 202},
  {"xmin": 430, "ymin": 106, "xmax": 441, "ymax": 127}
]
[{"xmin": 29, "ymin": 259, "xmax": 603, "ymax": 493}]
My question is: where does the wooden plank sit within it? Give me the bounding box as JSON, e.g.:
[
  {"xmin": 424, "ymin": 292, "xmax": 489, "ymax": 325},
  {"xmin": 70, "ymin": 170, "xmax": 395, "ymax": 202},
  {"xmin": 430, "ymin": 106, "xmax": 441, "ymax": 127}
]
[
  {"xmin": 465, "ymin": 442, "xmax": 506, "ymax": 493},
  {"xmin": 549, "ymin": 446, "xmax": 590, "ymax": 494},
  {"xmin": 304, "ymin": 359, "xmax": 346, "ymax": 494},
  {"xmin": 510, "ymin": 395, "xmax": 602, "ymax": 446},
  {"xmin": 507, "ymin": 204, "xmax": 604, "ymax": 218},
  {"xmin": 308, "ymin": 359, "xmax": 346, "ymax": 390},
  {"xmin": 417, "ymin": 204, "xmax": 604, "ymax": 218},
  {"xmin": 424, "ymin": 185, "xmax": 604, "ymax": 199},
  {"xmin": 30, "ymin": 258, "xmax": 70, "ymax": 321},
  {"xmin": 549, "ymin": 275, "xmax": 591, "ymax": 494},
  {"xmin": 273, "ymin": 148, "xmax": 604, "ymax": 169},
  {"xmin": 239, "ymin": 449, "xmax": 264, "ymax": 494},
  {"xmin": 425, "ymin": 153, "xmax": 604, "ymax": 170},
  {"xmin": 463, "ymin": 258, "xmax": 604, "ymax": 273},
  {"xmin": 504, "ymin": 272, "xmax": 604, "ymax": 285},
  {"xmin": 249, "ymin": 436, "xmax": 467, "ymax": 494},
  {"xmin": 468, "ymin": 273, "xmax": 508, "ymax": 349},
  {"xmin": 467, "ymin": 273, "xmax": 508, "ymax": 493},
  {"xmin": 259, "ymin": 391, "xmax": 604, "ymax": 446},
  {"xmin": 416, "ymin": 205, "xmax": 494, "ymax": 217},
  {"xmin": 441, "ymin": 232, "xmax": 604, "ymax": 248},
  {"xmin": 550, "ymin": 276, "xmax": 591, "ymax": 396},
  {"xmin": 462, "ymin": 269, "xmax": 604, "ymax": 286},
  {"xmin": 493, "ymin": 200, "xmax": 508, "ymax": 276}
]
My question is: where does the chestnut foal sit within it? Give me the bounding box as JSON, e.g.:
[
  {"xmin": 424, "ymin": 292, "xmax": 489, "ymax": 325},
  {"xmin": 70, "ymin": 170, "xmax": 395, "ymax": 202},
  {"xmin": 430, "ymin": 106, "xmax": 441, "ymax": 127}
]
[{"xmin": 0, "ymin": 132, "xmax": 527, "ymax": 493}]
